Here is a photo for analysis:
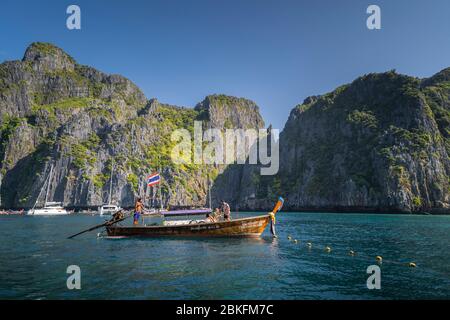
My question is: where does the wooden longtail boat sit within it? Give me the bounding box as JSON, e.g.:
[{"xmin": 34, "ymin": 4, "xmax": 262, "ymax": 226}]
[
  {"xmin": 106, "ymin": 214, "xmax": 271, "ymax": 238},
  {"xmin": 67, "ymin": 197, "xmax": 284, "ymax": 240}
]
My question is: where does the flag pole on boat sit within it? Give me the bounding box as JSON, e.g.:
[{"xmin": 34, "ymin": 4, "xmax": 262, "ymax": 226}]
[
  {"xmin": 159, "ymin": 183, "xmax": 163, "ymax": 210},
  {"xmin": 158, "ymin": 153, "xmax": 163, "ymax": 210}
]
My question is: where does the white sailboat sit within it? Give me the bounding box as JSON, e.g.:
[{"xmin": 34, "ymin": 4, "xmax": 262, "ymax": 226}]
[
  {"xmin": 27, "ymin": 164, "xmax": 69, "ymax": 216},
  {"xmin": 98, "ymin": 159, "xmax": 121, "ymax": 215}
]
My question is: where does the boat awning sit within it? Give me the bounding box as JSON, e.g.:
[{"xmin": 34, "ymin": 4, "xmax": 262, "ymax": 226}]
[{"xmin": 160, "ymin": 208, "xmax": 212, "ymax": 217}]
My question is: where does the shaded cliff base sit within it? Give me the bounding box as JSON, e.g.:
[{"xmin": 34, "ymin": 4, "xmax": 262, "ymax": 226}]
[
  {"xmin": 236, "ymin": 206, "xmax": 448, "ymax": 215},
  {"xmin": 3, "ymin": 203, "xmax": 447, "ymax": 215}
]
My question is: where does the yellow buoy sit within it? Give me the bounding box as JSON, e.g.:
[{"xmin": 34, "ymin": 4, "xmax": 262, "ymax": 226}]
[
  {"xmin": 409, "ymin": 262, "xmax": 417, "ymax": 268},
  {"xmin": 294, "ymin": 239, "xmax": 298, "ymax": 244},
  {"xmin": 287, "ymin": 236, "xmax": 292, "ymax": 240},
  {"xmin": 349, "ymin": 250, "xmax": 355, "ymax": 256},
  {"xmin": 325, "ymin": 246, "xmax": 331, "ymax": 252},
  {"xmin": 376, "ymin": 256, "xmax": 383, "ymax": 263}
]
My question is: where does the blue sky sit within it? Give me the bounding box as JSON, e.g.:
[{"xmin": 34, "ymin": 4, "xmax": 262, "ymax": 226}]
[{"xmin": 1, "ymin": 0, "xmax": 450, "ymax": 130}]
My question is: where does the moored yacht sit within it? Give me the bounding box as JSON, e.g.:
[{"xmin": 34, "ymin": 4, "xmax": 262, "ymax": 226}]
[
  {"xmin": 27, "ymin": 164, "xmax": 69, "ymax": 216},
  {"xmin": 99, "ymin": 204, "xmax": 121, "ymax": 216},
  {"xmin": 28, "ymin": 202, "xmax": 68, "ymax": 215}
]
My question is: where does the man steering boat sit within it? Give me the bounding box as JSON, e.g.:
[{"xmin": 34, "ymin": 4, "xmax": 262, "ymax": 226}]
[{"xmin": 133, "ymin": 198, "xmax": 144, "ymax": 225}]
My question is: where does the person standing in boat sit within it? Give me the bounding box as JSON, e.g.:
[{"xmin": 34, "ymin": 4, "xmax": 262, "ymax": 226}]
[
  {"xmin": 221, "ymin": 200, "xmax": 231, "ymax": 221},
  {"xmin": 133, "ymin": 198, "xmax": 144, "ymax": 225}
]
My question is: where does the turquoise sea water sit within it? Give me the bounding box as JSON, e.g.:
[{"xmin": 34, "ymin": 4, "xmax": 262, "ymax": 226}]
[{"xmin": 0, "ymin": 212, "xmax": 449, "ymax": 300}]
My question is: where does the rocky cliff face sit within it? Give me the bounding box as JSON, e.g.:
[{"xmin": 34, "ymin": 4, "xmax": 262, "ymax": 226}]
[
  {"xmin": 2, "ymin": 43, "xmax": 450, "ymax": 214},
  {"xmin": 0, "ymin": 43, "xmax": 263, "ymax": 209},
  {"xmin": 243, "ymin": 70, "xmax": 450, "ymax": 213}
]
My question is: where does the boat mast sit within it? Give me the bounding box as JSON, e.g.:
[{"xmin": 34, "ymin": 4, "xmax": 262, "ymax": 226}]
[
  {"xmin": 29, "ymin": 164, "xmax": 51, "ymax": 212},
  {"xmin": 0, "ymin": 172, "xmax": 2, "ymax": 208},
  {"xmin": 44, "ymin": 163, "xmax": 53, "ymax": 205},
  {"xmin": 208, "ymin": 173, "xmax": 212, "ymax": 210},
  {"xmin": 207, "ymin": 121, "xmax": 212, "ymax": 210},
  {"xmin": 108, "ymin": 159, "xmax": 114, "ymax": 205}
]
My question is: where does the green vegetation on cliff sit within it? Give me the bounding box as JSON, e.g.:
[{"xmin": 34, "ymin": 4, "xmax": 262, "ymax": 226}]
[
  {"xmin": 2, "ymin": 42, "xmax": 450, "ymax": 213},
  {"xmin": 276, "ymin": 70, "xmax": 450, "ymax": 212}
]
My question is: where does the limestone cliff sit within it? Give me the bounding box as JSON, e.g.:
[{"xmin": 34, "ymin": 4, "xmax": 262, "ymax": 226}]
[
  {"xmin": 0, "ymin": 43, "xmax": 263, "ymax": 209},
  {"xmin": 2, "ymin": 43, "xmax": 450, "ymax": 214},
  {"xmin": 243, "ymin": 70, "xmax": 450, "ymax": 213}
]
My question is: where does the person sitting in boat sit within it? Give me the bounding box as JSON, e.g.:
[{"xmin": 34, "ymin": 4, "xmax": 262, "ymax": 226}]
[
  {"xmin": 213, "ymin": 207, "xmax": 221, "ymax": 220},
  {"xmin": 221, "ymin": 200, "xmax": 231, "ymax": 221},
  {"xmin": 205, "ymin": 213, "xmax": 216, "ymax": 223},
  {"xmin": 133, "ymin": 198, "xmax": 144, "ymax": 225}
]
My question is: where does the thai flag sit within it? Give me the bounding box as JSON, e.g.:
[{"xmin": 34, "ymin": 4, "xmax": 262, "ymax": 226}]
[{"xmin": 147, "ymin": 173, "xmax": 161, "ymax": 186}]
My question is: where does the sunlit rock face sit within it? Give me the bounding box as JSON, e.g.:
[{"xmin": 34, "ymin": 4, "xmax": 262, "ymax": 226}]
[
  {"xmin": 2, "ymin": 43, "xmax": 450, "ymax": 213},
  {"xmin": 271, "ymin": 70, "xmax": 450, "ymax": 213},
  {"xmin": 0, "ymin": 43, "xmax": 264, "ymax": 209}
]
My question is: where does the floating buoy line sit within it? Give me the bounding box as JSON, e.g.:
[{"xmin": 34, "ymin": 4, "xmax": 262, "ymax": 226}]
[
  {"xmin": 287, "ymin": 235, "xmax": 450, "ymax": 284},
  {"xmin": 285, "ymin": 234, "xmax": 420, "ymax": 268},
  {"xmin": 284, "ymin": 234, "xmax": 450, "ymax": 284}
]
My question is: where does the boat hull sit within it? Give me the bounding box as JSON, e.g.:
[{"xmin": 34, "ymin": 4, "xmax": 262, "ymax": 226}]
[
  {"xmin": 99, "ymin": 206, "xmax": 121, "ymax": 216},
  {"xmin": 106, "ymin": 214, "xmax": 271, "ymax": 238},
  {"xmin": 27, "ymin": 209, "xmax": 69, "ymax": 216}
]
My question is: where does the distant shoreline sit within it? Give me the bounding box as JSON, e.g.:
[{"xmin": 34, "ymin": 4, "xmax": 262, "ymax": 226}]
[
  {"xmin": 236, "ymin": 207, "xmax": 450, "ymax": 216},
  {"xmin": 2, "ymin": 206, "xmax": 449, "ymax": 216}
]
